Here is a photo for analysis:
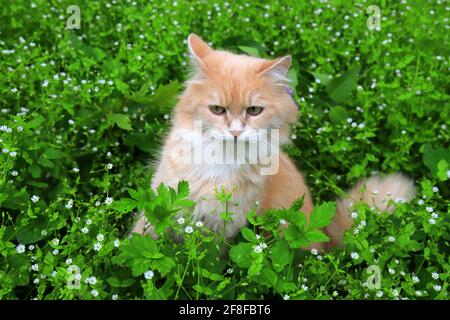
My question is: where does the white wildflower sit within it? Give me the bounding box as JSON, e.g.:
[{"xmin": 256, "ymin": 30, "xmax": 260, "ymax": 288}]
[
  {"xmin": 144, "ymin": 270, "xmax": 154, "ymax": 280},
  {"xmin": 16, "ymin": 244, "xmax": 25, "ymax": 253},
  {"xmin": 253, "ymin": 245, "xmax": 263, "ymax": 254},
  {"xmin": 392, "ymin": 289, "xmax": 399, "ymax": 297},
  {"xmin": 195, "ymin": 221, "xmax": 204, "ymax": 228},
  {"xmin": 65, "ymin": 199, "xmax": 73, "ymax": 209},
  {"xmin": 85, "ymin": 276, "xmax": 97, "ymax": 285}
]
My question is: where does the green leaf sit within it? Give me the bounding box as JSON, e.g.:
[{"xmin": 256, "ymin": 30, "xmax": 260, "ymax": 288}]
[
  {"xmin": 326, "ymin": 66, "xmax": 360, "ymax": 103},
  {"xmin": 29, "ymin": 164, "xmax": 42, "ymax": 179},
  {"xmin": 113, "ymin": 198, "xmax": 138, "ymax": 212},
  {"xmin": 42, "ymin": 148, "xmax": 63, "ymax": 159},
  {"xmin": 258, "ymin": 267, "xmax": 278, "ymax": 287},
  {"xmin": 151, "ymin": 256, "xmax": 176, "ymax": 274},
  {"xmin": 114, "ymin": 79, "xmax": 129, "ymax": 95},
  {"xmin": 309, "ymin": 202, "xmax": 336, "ymax": 229},
  {"xmin": 237, "ymin": 45, "xmax": 260, "ymax": 57},
  {"xmin": 311, "ymin": 71, "xmax": 332, "ymax": 85},
  {"xmin": 222, "ymin": 36, "xmax": 266, "ymax": 55},
  {"xmin": 248, "ymin": 261, "xmax": 263, "ymax": 277},
  {"xmin": 271, "ymin": 240, "xmax": 291, "ymax": 272},
  {"xmin": 37, "ymin": 157, "xmax": 54, "ymax": 168},
  {"xmin": 422, "ymin": 144, "xmax": 450, "ymax": 178},
  {"xmin": 396, "ymin": 55, "xmax": 416, "ymax": 69},
  {"xmin": 123, "ymin": 132, "xmax": 156, "ymax": 153},
  {"xmin": 329, "ymin": 106, "xmax": 349, "ymax": 123},
  {"xmin": 200, "ymin": 268, "xmax": 224, "ymax": 281},
  {"xmin": 15, "ymin": 215, "xmax": 49, "ymax": 244},
  {"xmin": 106, "ymin": 276, "xmax": 136, "ymax": 288},
  {"xmin": 437, "ymin": 159, "xmax": 449, "ymax": 181},
  {"xmin": 230, "ymin": 243, "xmax": 253, "ymax": 268},
  {"xmin": 6, "ymin": 254, "xmax": 30, "ymax": 286},
  {"xmin": 151, "ymin": 81, "xmax": 180, "ymax": 112},
  {"xmin": 108, "ymin": 113, "xmax": 133, "ymax": 131},
  {"xmin": 241, "ymin": 227, "xmax": 256, "ymax": 242},
  {"xmin": 27, "ymin": 181, "xmax": 49, "ymax": 188},
  {"xmin": 305, "ymin": 230, "xmax": 330, "ymax": 242},
  {"xmin": 112, "ymin": 234, "xmax": 161, "ymax": 276},
  {"xmin": 284, "ymin": 225, "xmax": 308, "ymax": 248}
]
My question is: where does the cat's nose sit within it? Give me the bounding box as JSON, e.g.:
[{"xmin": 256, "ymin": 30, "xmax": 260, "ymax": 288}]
[{"xmin": 228, "ymin": 130, "xmax": 243, "ymax": 138}]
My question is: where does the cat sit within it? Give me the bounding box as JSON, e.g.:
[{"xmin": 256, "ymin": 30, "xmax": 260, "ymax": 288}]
[{"xmin": 132, "ymin": 33, "xmax": 416, "ymax": 249}]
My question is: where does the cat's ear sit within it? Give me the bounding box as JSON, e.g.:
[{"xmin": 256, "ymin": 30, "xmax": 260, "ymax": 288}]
[
  {"xmin": 257, "ymin": 56, "xmax": 292, "ymax": 78},
  {"xmin": 188, "ymin": 33, "xmax": 213, "ymax": 65}
]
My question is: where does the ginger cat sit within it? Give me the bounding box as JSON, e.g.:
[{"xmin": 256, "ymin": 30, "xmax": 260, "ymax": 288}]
[{"xmin": 132, "ymin": 34, "xmax": 416, "ymax": 248}]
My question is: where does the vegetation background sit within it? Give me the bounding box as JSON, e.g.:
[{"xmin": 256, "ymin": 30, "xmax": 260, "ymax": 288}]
[{"xmin": 0, "ymin": 0, "xmax": 449, "ymax": 300}]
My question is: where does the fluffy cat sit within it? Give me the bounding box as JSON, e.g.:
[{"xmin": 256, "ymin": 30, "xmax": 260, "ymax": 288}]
[{"xmin": 132, "ymin": 34, "xmax": 416, "ymax": 248}]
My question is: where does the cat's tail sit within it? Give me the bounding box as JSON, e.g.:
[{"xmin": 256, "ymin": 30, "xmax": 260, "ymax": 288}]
[{"xmin": 325, "ymin": 173, "xmax": 416, "ymax": 248}]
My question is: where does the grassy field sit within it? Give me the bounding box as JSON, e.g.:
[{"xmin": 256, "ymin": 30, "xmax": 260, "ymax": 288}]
[{"xmin": 0, "ymin": 0, "xmax": 449, "ymax": 300}]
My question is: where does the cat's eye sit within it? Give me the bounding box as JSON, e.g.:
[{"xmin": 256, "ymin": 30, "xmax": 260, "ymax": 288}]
[
  {"xmin": 209, "ymin": 105, "xmax": 227, "ymax": 115},
  {"xmin": 246, "ymin": 106, "xmax": 264, "ymax": 116}
]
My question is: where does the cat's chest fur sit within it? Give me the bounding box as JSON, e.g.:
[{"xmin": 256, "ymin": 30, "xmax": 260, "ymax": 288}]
[{"xmin": 153, "ymin": 140, "xmax": 268, "ymax": 239}]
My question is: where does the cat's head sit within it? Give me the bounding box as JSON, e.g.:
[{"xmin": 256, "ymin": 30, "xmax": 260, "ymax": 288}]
[{"xmin": 174, "ymin": 33, "xmax": 298, "ymax": 146}]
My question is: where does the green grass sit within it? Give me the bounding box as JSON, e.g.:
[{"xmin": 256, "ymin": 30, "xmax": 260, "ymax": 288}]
[{"xmin": 0, "ymin": 0, "xmax": 449, "ymax": 300}]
